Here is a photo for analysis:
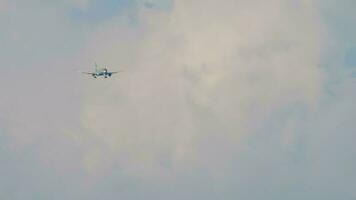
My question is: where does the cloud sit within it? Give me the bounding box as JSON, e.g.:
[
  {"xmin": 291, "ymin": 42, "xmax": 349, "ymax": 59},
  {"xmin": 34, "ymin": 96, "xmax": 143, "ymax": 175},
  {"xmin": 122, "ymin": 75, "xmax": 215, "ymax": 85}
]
[
  {"xmin": 77, "ymin": 0, "xmax": 322, "ymax": 178},
  {"xmin": 2, "ymin": 0, "xmax": 356, "ymax": 199},
  {"xmin": 67, "ymin": 0, "xmax": 90, "ymax": 9},
  {"xmin": 0, "ymin": 0, "xmax": 13, "ymax": 13}
]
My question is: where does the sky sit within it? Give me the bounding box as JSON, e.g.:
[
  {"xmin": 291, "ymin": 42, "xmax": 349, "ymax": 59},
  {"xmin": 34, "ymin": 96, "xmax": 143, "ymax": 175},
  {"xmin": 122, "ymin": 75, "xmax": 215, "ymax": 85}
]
[{"xmin": 0, "ymin": 0, "xmax": 355, "ymax": 199}]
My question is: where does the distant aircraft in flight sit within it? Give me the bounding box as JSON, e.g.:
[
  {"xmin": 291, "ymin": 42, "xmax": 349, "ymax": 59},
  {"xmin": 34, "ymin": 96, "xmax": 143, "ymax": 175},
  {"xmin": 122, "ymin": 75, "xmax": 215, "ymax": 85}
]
[{"xmin": 82, "ymin": 63, "xmax": 122, "ymax": 78}]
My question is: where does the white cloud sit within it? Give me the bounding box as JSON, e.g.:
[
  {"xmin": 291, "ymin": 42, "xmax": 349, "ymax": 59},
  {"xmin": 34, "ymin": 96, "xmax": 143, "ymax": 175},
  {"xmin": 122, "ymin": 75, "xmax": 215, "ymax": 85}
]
[
  {"xmin": 65, "ymin": 0, "xmax": 90, "ymax": 10},
  {"xmin": 5, "ymin": 1, "xmax": 356, "ymax": 199},
  {"xmin": 77, "ymin": 0, "xmax": 323, "ymax": 177},
  {"xmin": 0, "ymin": 0, "xmax": 14, "ymax": 13}
]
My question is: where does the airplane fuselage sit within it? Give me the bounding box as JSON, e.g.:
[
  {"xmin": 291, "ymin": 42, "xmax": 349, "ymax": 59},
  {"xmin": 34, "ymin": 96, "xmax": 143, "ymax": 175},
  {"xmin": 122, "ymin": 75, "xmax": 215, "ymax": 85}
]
[
  {"xmin": 92, "ymin": 69, "xmax": 112, "ymax": 78},
  {"xmin": 82, "ymin": 63, "xmax": 119, "ymax": 78}
]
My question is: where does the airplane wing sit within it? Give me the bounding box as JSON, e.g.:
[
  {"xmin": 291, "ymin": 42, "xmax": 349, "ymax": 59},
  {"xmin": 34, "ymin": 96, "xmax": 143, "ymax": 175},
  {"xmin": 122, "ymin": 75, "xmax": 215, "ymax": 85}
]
[
  {"xmin": 81, "ymin": 72, "xmax": 95, "ymax": 75},
  {"xmin": 109, "ymin": 70, "xmax": 124, "ymax": 74}
]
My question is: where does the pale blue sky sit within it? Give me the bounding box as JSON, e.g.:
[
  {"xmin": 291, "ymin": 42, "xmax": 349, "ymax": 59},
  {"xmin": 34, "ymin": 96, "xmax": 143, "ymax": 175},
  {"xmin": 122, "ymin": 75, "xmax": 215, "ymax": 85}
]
[
  {"xmin": 69, "ymin": 0, "xmax": 135, "ymax": 22},
  {"xmin": 0, "ymin": 0, "xmax": 355, "ymax": 199}
]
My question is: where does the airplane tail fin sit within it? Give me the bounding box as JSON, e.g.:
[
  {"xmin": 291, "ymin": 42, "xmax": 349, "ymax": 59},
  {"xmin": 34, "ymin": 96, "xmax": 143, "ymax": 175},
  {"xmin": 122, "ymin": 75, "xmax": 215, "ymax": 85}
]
[{"xmin": 94, "ymin": 62, "xmax": 98, "ymax": 72}]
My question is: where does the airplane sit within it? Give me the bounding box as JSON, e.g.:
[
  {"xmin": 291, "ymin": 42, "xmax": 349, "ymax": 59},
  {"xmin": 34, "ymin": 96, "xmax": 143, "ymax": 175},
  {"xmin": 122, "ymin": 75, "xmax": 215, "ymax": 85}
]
[{"xmin": 82, "ymin": 63, "xmax": 122, "ymax": 78}]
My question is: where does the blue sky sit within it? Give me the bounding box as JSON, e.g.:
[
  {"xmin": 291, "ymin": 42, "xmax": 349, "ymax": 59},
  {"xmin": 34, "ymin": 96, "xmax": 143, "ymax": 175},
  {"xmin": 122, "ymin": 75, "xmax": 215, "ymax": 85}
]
[
  {"xmin": 69, "ymin": 0, "xmax": 135, "ymax": 22},
  {"xmin": 0, "ymin": 0, "xmax": 355, "ymax": 199}
]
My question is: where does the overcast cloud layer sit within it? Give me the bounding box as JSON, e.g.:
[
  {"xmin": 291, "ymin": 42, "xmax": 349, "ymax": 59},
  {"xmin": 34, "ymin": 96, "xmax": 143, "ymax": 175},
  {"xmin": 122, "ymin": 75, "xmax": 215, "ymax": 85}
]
[{"xmin": 0, "ymin": 0, "xmax": 355, "ymax": 199}]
